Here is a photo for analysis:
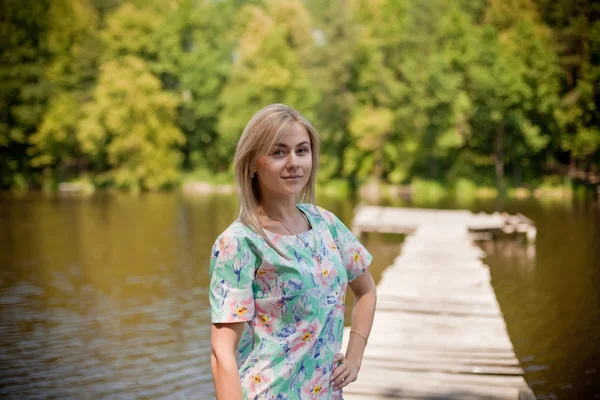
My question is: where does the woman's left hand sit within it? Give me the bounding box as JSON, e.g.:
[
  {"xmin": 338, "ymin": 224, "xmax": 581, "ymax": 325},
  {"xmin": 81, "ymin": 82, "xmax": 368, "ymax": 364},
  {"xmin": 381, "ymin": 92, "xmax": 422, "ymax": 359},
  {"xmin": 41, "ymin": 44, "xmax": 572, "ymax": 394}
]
[{"xmin": 330, "ymin": 352, "xmax": 359, "ymax": 390}]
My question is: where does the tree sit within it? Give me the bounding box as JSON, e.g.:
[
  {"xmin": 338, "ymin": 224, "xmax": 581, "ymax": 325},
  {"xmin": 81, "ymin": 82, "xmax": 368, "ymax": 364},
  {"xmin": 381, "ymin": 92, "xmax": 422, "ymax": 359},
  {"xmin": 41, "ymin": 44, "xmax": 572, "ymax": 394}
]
[
  {"xmin": 348, "ymin": 105, "xmax": 394, "ymax": 184},
  {"xmin": 305, "ymin": 0, "xmax": 360, "ymax": 181},
  {"xmin": 416, "ymin": 4, "xmax": 479, "ymax": 181},
  {"xmin": 345, "ymin": 0, "xmax": 412, "ymax": 184},
  {"xmin": 28, "ymin": 0, "xmax": 101, "ymax": 185},
  {"xmin": 78, "ymin": 55, "xmax": 184, "ymax": 191},
  {"xmin": 469, "ymin": 0, "xmax": 560, "ymax": 192},
  {"xmin": 217, "ymin": 0, "xmax": 319, "ymax": 170},
  {"xmin": 536, "ymin": 0, "xmax": 600, "ymax": 178},
  {"xmin": 171, "ymin": 0, "xmax": 239, "ymax": 172},
  {"xmin": 0, "ymin": 0, "xmax": 51, "ymax": 189}
]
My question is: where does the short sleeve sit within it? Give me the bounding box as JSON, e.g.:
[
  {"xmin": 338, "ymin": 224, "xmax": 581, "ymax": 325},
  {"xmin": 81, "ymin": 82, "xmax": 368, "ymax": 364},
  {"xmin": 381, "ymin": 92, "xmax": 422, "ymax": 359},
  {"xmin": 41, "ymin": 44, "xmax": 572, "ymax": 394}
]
[
  {"xmin": 209, "ymin": 230, "xmax": 259, "ymax": 323},
  {"xmin": 320, "ymin": 208, "xmax": 373, "ymax": 282}
]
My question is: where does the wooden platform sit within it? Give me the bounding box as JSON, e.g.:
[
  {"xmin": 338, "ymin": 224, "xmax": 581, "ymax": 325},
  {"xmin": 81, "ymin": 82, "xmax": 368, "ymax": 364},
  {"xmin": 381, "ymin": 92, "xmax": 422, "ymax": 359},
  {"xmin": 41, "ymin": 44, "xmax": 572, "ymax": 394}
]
[
  {"xmin": 352, "ymin": 205, "xmax": 536, "ymax": 241},
  {"xmin": 342, "ymin": 222, "xmax": 535, "ymax": 399}
]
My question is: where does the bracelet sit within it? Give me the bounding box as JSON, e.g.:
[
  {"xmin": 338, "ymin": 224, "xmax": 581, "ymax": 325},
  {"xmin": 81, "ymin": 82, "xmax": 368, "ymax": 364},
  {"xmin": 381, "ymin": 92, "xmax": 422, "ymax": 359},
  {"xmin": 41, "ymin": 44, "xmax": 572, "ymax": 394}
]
[{"xmin": 350, "ymin": 329, "xmax": 368, "ymax": 344}]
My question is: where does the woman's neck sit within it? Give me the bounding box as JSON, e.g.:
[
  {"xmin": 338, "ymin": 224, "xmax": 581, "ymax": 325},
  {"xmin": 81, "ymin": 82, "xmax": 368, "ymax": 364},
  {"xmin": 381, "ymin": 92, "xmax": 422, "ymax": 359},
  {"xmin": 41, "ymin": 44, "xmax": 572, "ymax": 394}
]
[{"xmin": 259, "ymin": 197, "xmax": 298, "ymax": 222}]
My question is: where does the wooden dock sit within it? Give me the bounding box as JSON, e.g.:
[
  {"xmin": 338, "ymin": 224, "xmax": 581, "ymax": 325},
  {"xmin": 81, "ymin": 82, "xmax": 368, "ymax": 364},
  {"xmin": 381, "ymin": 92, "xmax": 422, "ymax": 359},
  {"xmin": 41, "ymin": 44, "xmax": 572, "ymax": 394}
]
[
  {"xmin": 352, "ymin": 205, "xmax": 536, "ymax": 241},
  {"xmin": 342, "ymin": 207, "xmax": 535, "ymax": 399}
]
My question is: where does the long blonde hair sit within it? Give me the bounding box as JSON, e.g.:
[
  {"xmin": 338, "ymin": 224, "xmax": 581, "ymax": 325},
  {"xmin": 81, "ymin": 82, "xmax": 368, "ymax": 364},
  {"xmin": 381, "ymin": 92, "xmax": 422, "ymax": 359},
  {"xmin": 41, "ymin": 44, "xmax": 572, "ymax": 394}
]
[{"xmin": 233, "ymin": 104, "xmax": 320, "ymax": 258}]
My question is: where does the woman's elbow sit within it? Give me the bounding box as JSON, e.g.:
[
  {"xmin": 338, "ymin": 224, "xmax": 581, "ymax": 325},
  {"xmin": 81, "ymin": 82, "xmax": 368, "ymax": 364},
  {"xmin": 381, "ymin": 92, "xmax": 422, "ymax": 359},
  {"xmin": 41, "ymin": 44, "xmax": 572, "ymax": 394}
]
[
  {"xmin": 211, "ymin": 345, "xmax": 227, "ymax": 368},
  {"xmin": 210, "ymin": 347, "xmax": 219, "ymax": 377},
  {"xmin": 211, "ymin": 347, "xmax": 219, "ymax": 367},
  {"xmin": 211, "ymin": 345, "xmax": 237, "ymax": 373}
]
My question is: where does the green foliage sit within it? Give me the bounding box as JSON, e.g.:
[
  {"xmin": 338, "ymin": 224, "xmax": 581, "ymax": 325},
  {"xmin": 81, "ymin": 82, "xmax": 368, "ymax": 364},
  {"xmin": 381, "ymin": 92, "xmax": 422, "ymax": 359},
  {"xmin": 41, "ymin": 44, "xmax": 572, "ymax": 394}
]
[
  {"xmin": 172, "ymin": 0, "xmax": 238, "ymax": 171},
  {"xmin": 316, "ymin": 178, "xmax": 351, "ymax": 198},
  {"xmin": 307, "ymin": 0, "xmax": 359, "ymax": 180},
  {"xmin": 454, "ymin": 178, "xmax": 478, "ymax": 203},
  {"xmin": 0, "ymin": 0, "xmax": 51, "ymax": 188},
  {"xmin": 29, "ymin": 92, "xmax": 81, "ymax": 167},
  {"xmin": 0, "ymin": 0, "xmax": 597, "ymax": 193},
  {"xmin": 217, "ymin": 1, "xmax": 319, "ymax": 167},
  {"xmin": 536, "ymin": 0, "xmax": 600, "ymax": 173},
  {"xmin": 78, "ymin": 55, "xmax": 184, "ymax": 191},
  {"xmin": 411, "ymin": 178, "xmax": 446, "ymax": 204},
  {"xmin": 347, "ymin": 105, "xmax": 394, "ymax": 182},
  {"xmin": 29, "ymin": 0, "xmax": 101, "ymax": 175}
]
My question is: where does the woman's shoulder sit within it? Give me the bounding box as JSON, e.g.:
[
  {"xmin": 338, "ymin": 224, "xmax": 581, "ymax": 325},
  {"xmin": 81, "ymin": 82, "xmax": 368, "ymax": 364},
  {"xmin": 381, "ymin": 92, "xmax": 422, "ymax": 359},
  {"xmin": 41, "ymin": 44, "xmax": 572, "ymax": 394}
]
[
  {"xmin": 297, "ymin": 203, "xmax": 337, "ymax": 223},
  {"xmin": 212, "ymin": 220, "xmax": 260, "ymax": 248}
]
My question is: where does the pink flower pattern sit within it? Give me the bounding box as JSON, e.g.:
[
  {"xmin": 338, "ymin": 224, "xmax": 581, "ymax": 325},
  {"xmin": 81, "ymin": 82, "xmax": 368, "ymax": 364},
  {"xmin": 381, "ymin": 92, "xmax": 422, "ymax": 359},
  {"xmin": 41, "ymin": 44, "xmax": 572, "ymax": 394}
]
[
  {"xmin": 256, "ymin": 263, "xmax": 279, "ymax": 292},
  {"xmin": 247, "ymin": 363, "xmax": 275, "ymax": 395},
  {"xmin": 254, "ymin": 301, "xmax": 278, "ymax": 335},
  {"xmin": 227, "ymin": 294, "xmax": 254, "ymax": 320},
  {"xmin": 288, "ymin": 320, "xmax": 320, "ymax": 354},
  {"xmin": 301, "ymin": 368, "xmax": 330, "ymax": 399},
  {"xmin": 316, "ymin": 262, "xmax": 337, "ymax": 287}
]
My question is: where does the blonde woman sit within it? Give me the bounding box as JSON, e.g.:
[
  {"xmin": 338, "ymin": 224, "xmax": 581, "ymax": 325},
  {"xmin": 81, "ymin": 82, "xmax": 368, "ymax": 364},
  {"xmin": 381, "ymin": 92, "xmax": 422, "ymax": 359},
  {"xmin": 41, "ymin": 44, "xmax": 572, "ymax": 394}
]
[{"xmin": 209, "ymin": 104, "xmax": 376, "ymax": 399}]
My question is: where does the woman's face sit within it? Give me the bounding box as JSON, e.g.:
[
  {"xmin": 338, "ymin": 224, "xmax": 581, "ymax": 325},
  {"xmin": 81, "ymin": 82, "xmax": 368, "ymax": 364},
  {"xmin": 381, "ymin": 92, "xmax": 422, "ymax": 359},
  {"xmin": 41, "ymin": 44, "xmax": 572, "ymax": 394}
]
[{"xmin": 255, "ymin": 123, "xmax": 313, "ymax": 200}]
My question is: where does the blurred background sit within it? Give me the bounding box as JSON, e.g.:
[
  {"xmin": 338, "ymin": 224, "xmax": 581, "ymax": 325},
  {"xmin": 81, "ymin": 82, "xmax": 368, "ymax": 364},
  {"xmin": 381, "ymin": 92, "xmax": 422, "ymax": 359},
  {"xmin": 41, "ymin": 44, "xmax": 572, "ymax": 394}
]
[{"xmin": 0, "ymin": 0, "xmax": 599, "ymax": 399}]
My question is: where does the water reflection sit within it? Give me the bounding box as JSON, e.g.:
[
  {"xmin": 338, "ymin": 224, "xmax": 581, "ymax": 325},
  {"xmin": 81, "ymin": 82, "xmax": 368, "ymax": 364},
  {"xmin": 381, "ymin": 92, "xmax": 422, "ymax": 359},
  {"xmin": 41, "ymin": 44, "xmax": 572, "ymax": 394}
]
[
  {"xmin": 479, "ymin": 239, "xmax": 537, "ymax": 280},
  {"xmin": 0, "ymin": 193, "xmax": 234, "ymax": 399},
  {"xmin": 483, "ymin": 199, "xmax": 600, "ymax": 399},
  {"xmin": 0, "ymin": 278, "xmax": 213, "ymax": 399}
]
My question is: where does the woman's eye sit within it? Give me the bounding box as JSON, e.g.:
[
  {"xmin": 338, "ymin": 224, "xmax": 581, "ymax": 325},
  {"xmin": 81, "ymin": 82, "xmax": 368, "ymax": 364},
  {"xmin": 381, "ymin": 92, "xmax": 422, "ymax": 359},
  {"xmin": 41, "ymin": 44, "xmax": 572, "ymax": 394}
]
[
  {"xmin": 273, "ymin": 149, "xmax": 285, "ymax": 156},
  {"xmin": 297, "ymin": 148, "xmax": 309, "ymax": 154}
]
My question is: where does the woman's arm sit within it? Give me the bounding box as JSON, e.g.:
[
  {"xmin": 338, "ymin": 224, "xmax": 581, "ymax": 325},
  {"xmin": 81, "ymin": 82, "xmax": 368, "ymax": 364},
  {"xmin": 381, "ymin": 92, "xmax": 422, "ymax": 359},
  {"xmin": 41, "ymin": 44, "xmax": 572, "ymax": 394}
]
[
  {"xmin": 346, "ymin": 270, "xmax": 377, "ymax": 367},
  {"xmin": 331, "ymin": 270, "xmax": 377, "ymax": 389},
  {"xmin": 211, "ymin": 322, "xmax": 246, "ymax": 400}
]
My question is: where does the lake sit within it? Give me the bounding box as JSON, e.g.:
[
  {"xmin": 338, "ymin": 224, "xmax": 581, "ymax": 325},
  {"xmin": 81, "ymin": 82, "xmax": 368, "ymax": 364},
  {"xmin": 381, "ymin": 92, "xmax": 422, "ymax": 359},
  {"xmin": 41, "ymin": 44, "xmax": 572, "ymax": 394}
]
[{"xmin": 0, "ymin": 192, "xmax": 598, "ymax": 399}]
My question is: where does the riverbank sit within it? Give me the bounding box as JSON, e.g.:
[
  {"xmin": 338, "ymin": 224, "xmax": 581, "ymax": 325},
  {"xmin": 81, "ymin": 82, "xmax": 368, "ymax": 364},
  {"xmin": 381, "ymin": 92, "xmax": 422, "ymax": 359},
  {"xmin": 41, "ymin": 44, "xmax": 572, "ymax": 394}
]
[
  {"xmin": 179, "ymin": 177, "xmax": 592, "ymax": 203},
  {"xmin": 6, "ymin": 174, "xmax": 596, "ymax": 203}
]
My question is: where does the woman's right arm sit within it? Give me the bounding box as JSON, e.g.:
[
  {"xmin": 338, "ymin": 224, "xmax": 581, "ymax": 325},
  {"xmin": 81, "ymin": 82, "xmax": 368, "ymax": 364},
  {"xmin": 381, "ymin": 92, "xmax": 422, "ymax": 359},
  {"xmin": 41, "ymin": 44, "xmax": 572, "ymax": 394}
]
[{"xmin": 211, "ymin": 322, "xmax": 246, "ymax": 400}]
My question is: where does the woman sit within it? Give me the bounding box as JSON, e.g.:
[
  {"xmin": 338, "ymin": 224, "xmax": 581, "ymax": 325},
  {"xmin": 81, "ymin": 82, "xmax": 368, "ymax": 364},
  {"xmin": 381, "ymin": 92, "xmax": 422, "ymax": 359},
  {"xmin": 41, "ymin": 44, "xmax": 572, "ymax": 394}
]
[{"xmin": 209, "ymin": 104, "xmax": 376, "ymax": 399}]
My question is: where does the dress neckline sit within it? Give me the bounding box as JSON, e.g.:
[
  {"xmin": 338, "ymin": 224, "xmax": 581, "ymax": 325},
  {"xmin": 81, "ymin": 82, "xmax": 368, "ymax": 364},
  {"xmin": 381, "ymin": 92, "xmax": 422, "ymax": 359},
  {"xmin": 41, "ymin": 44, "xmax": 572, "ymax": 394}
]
[{"xmin": 262, "ymin": 205, "xmax": 314, "ymax": 238}]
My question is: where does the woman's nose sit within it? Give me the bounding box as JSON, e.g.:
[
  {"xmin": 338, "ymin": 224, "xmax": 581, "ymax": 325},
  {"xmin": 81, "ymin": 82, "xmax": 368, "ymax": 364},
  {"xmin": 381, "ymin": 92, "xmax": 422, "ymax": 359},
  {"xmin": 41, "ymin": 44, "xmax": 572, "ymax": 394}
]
[{"xmin": 286, "ymin": 152, "xmax": 299, "ymax": 168}]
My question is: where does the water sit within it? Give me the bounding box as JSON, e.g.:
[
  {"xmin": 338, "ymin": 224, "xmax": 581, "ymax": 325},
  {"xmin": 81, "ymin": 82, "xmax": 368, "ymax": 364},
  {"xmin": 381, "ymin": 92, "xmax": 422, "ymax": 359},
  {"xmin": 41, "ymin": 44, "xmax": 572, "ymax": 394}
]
[
  {"xmin": 0, "ymin": 192, "xmax": 598, "ymax": 399},
  {"xmin": 482, "ymin": 199, "xmax": 600, "ymax": 400}
]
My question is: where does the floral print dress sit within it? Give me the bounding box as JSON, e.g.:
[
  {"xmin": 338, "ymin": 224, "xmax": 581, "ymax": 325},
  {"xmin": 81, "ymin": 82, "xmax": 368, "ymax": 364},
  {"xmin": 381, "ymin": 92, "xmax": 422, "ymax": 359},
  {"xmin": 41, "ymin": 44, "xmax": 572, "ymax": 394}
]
[{"xmin": 209, "ymin": 204, "xmax": 372, "ymax": 400}]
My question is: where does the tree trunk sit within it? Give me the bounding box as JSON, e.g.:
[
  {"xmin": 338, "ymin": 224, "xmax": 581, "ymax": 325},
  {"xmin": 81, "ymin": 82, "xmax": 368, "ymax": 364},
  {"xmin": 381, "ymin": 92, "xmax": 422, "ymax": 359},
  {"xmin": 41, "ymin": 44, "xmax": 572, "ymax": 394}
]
[
  {"xmin": 375, "ymin": 142, "xmax": 383, "ymax": 199},
  {"xmin": 568, "ymin": 154, "xmax": 576, "ymax": 180},
  {"xmin": 495, "ymin": 123, "xmax": 505, "ymax": 195},
  {"xmin": 514, "ymin": 163, "xmax": 522, "ymax": 187}
]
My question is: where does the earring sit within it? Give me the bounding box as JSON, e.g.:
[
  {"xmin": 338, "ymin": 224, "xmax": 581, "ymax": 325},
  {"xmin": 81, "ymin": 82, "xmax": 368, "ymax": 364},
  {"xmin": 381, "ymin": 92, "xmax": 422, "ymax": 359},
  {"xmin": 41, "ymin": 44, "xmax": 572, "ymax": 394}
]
[{"xmin": 251, "ymin": 173, "xmax": 255, "ymax": 178}]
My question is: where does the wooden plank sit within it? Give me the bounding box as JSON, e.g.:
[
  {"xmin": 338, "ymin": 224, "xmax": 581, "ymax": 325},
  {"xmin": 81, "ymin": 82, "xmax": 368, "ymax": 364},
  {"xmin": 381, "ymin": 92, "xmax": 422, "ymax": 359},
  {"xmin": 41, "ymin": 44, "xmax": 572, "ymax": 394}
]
[
  {"xmin": 349, "ymin": 370, "xmax": 527, "ymax": 389},
  {"xmin": 362, "ymin": 347, "xmax": 521, "ymax": 366},
  {"xmin": 367, "ymin": 318, "xmax": 510, "ymax": 333},
  {"xmin": 370, "ymin": 311, "xmax": 508, "ymax": 330},
  {"xmin": 343, "ymin": 384, "xmax": 521, "ymax": 400},
  {"xmin": 360, "ymin": 357, "xmax": 524, "ymax": 375},
  {"xmin": 376, "ymin": 293, "xmax": 499, "ymax": 308},
  {"xmin": 364, "ymin": 339, "xmax": 515, "ymax": 353},
  {"xmin": 375, "ymin": 299, "xmax": 502, "ymax": 317},
  {"xmin": 342, "ymin": 368, "xmax": 527, "ymax": 393},
  {"xmin": 376, "ymin": 286, "xmax": 499, "ymax": 305},
  {"xmin": 352, "ymin": 206, "xmax": 509, "ymax": 233}
]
